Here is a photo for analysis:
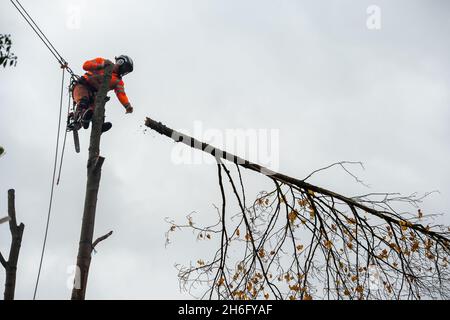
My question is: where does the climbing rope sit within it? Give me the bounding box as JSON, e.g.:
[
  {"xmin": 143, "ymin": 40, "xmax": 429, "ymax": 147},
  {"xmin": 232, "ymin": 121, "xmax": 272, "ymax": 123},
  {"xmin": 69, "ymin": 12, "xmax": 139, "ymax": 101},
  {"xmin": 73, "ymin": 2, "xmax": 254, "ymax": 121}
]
[
  {"xmin": 32, "ymin": 68, "xmax": 66, "ymax": 299},
  {"xmin": 10, "ymin": 0, "xmax": 78, "ymax": 79},
  {"xmin": 9, "ymin": 0, "xmax": 75, "ymax": 299},
  {"xmin": 56, "ymin": 90, "xmax": 72, "ymax": 186}
]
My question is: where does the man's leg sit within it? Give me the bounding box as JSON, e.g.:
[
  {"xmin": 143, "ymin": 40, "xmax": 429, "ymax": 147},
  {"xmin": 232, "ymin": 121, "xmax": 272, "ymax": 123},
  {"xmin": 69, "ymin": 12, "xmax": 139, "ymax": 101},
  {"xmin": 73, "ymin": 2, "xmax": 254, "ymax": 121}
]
[
  {"xmin": 73, "ymin": 84, "xmax": 112, "ymax": 133},
  {"xmin": 72, "ymin": 84, "xmax": 92, "ymax": 129},
  {"xmin": 86, "ymin": 94, "xmax": 113, "ymax": 133}
]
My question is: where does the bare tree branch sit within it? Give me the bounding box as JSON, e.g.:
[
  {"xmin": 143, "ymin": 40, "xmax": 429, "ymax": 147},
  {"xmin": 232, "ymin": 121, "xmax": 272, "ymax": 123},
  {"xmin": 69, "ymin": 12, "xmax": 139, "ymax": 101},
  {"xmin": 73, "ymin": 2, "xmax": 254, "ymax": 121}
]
[
  {"xmin": 146, "ymin": 117, "xmax": 450, "ymax": 300},
  {"xmin": 92, "ymin": 231, "xmax": 113, "ymax": 250},
  {"xmin": 302, "ymin": 161, "xmax": 369, "ymax": 187},
  {"xmin": 0, "ymin": 252, "xmax": 7, "ymax": 269}
]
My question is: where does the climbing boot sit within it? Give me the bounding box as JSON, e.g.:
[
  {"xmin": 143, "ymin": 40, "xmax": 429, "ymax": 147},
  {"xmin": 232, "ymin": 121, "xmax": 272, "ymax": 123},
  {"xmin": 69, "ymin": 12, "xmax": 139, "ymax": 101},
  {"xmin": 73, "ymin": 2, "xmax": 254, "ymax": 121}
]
[
  {"xmin": 101, "ymin": 122, "xmax": 112, "ymax": 133},
  {"xmin": 82, "ymin": 109, "xmax": 94, "ymax": 129}
]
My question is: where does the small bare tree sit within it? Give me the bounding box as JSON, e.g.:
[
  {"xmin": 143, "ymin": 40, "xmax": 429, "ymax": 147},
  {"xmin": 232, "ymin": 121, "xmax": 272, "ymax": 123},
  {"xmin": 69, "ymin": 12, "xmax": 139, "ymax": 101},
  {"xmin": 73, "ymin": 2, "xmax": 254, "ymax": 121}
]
[{"xmin": 0, "ymin": 189, "xmax": 25, "ymax": 300}]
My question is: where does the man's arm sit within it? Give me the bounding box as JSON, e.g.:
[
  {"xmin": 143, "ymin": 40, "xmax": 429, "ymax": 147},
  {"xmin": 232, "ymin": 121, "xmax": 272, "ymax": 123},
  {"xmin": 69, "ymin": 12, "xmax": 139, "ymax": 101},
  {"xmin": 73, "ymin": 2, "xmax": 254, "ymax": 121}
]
[{"xmin": 114, "ymin": 80, "xmax": 133, "ymax": 113}]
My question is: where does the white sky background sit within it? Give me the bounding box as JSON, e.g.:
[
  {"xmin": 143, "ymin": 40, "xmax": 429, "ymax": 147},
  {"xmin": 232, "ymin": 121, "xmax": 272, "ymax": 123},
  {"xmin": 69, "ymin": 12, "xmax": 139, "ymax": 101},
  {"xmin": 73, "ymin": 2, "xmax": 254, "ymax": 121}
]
[{"xmin": 0, "ymin": 0, "xmax": 449, "ymax": 299}]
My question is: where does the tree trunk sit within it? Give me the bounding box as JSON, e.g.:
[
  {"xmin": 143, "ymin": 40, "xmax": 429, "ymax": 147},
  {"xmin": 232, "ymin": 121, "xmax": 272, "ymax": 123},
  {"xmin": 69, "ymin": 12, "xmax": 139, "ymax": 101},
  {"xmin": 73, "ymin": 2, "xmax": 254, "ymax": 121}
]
[
  {"xmin": 71, "ymin": 64, "xmax": 113, "ymax": 300},
  {"xmin": 0, "ymin": 189, "xmax": 25, "ymax": 300}
]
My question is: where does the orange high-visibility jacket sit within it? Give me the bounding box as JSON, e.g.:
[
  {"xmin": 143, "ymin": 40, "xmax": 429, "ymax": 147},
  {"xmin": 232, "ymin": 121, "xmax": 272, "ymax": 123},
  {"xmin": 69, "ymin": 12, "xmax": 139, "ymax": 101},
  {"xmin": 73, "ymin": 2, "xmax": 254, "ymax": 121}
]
[{"xmin": 81, "ymin": 57, "xmax": 130, "ymax": 107}]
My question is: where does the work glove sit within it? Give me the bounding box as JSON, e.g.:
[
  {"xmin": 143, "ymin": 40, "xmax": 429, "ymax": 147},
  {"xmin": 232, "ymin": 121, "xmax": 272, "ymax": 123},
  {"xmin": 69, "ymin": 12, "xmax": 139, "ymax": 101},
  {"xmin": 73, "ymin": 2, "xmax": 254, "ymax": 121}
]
[{"xmin": 125, "ymin": 105, "xmax": 134, "ymax": 114}]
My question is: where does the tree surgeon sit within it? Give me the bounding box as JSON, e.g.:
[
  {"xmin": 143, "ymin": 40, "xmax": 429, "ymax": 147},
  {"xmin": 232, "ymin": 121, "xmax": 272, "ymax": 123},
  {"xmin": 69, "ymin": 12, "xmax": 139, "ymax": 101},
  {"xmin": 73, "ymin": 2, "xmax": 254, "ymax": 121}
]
[{"xmin": 68, "ymin": 55, "xmax": 134, "ymax": 133}]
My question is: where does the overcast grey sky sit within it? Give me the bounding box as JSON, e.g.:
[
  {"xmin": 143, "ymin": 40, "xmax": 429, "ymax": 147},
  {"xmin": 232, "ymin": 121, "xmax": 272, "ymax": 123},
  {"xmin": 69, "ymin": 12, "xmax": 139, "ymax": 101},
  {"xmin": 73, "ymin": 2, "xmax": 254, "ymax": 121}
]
[{"xmin": 1, "ymin": 0, "xmax": 449, "ymax": 299}]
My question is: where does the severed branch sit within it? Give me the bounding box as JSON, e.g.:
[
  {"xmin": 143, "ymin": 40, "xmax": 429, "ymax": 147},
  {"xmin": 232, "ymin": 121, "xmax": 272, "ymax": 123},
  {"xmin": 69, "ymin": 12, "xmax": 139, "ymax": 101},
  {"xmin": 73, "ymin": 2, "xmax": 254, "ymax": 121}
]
[
  {"xmin": 146, "ymin": 117, "xmax": 450, "ymax": 300},
  {"xmin": 144, "ymin": 117, "xmax": 448, "ymax": 244},
  {"xmin": 0, "ymin": 216, "xmax": 10, "ymax": 225}
]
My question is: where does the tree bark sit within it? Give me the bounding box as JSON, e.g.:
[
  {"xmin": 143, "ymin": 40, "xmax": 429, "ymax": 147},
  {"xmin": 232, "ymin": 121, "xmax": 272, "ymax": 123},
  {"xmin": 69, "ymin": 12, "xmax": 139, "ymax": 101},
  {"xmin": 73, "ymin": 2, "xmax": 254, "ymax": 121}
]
[
  {"xmin": 71, "ymin": 64, "xmax": 113, "ymax": 300},
  {"xmin": 1, "ymin": 189, "xmax": 25, "ymax": 300}
]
